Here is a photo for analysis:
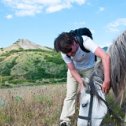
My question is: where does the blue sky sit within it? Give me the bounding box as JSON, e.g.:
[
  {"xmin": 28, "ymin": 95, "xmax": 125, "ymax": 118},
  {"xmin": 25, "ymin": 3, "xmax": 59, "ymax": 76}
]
[{"xmin": 0, "ymin": 0, "xmax": 126, "ymax": 48}]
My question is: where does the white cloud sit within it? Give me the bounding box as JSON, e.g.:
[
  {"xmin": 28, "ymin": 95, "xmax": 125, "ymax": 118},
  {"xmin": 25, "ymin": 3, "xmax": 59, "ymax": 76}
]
[
  {"xmin": 107, "ymin": 18, "xmax": 126, "ymax": 32},
  {"xmin": 99, "ymin": 7, "xmax": 105, "ymax": 12},
  {"xmin": 3, "ymin": 0, "xmax": 87, "ymax": 16},
  {"xmin": 5, "ymin": 14, "xmax": 13, "ymax": 19},
  {"xmin": 96, "ymin": 6, "xmax": 105, "ymax": 14},
  {"xmin": 46, "ymin": 2, "xmax": 72, "ymax": 13}
]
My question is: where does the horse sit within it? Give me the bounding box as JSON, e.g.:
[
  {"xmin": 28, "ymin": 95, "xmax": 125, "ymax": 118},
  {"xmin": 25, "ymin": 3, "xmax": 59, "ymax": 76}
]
[
  {"xmin": 77, "ymin": 75, "xmax": 108, "ymax": 126},
  {"xmin": 77, "ymin": 30, "xmax": 126, "ymax": 126}
]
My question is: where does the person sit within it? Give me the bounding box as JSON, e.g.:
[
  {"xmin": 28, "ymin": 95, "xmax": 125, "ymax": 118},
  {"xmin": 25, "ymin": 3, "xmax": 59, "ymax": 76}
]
[{"xmin": 54, "ymin": 27, "xmax": 110, "ymax": 126}]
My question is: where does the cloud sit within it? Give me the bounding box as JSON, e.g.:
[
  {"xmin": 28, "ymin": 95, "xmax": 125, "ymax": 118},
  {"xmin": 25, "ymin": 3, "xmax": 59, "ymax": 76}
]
[
  {"xmin": 107, "ymin": 18, "xmax": 126, "ymax": 32},
  {"xmin": 99, "ymin": 7, "xmax": 105, "ymax": 12},
  {"xmin": 96, "ymin": 6, "xmax": 105, "ymax": 14},
  {"xmin": 5, "ymin": 14, "xmax": 13, "ymax": 19},
  {"xmin": 46, "ymin": 2, "xmax": 72, "ymax": 13},
  {"xmin": 3, "ymin": 0, "xmax": 87, "ymax": 16}
]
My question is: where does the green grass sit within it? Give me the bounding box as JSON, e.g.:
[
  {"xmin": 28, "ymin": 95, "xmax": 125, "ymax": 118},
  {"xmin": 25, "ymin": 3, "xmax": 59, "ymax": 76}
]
[
  {"xmin": 0, "ymin": 84, "xmax": 66, "ymax": 126},
  {"xmin": 0, "ymin": 84, "xmax": 125, "ymax": 126}
]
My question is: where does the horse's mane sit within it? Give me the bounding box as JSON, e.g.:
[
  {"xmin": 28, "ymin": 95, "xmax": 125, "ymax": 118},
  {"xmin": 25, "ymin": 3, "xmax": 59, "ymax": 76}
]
[
  {"xmin": 89, "ymin": 30, "xmax": 126, "ymax": 104},
  {"xmin": 88, "ymin": 61, "xmax": 104, "ymax": 101},
  {"xmin": 108, "ymin": 30, "xmax": 126, "ymax": 104}
]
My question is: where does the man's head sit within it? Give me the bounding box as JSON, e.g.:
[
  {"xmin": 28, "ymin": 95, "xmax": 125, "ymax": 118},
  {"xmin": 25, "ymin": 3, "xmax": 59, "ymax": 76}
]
[{"xmin": 54, "ymin": 32, "xmax": 78, "ymax": 56}]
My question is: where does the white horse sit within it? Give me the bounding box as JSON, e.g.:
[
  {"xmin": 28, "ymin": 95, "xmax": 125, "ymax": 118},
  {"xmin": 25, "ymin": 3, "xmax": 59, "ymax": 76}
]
[
  {"xmin": 77, "ymin": 76, "xmax": 107, "ymax": 126},
  {"xmin": 77, "ymin": 30, "xmax": 126, "ymax": 126}
]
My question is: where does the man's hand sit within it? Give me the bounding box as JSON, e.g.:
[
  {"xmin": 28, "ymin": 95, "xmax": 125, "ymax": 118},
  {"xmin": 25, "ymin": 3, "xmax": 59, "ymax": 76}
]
[
  {"xmin": 77, "ymin": 78, "xmax": 89, "ymax": 93},
  {"xmin": 102, "ymin": 80, "xmax": 110, "ymax": 94},
  {"xmin": 77, "ymin": 82, "xmax": 85, "ymax": 94},
  {"xmin": 77, "ymin": 79, "xmax": 86, "ymax": 94}
]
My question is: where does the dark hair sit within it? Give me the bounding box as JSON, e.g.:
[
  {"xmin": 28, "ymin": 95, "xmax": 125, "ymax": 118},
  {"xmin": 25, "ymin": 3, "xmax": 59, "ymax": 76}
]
[{"xmin": 54, "ymin": 32, "xmax": 75, "ymax": 53}]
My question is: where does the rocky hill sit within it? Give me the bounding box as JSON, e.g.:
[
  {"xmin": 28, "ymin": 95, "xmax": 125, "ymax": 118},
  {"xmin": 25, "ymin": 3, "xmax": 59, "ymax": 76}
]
[
  {"xmin": 0, "ymin": 39, "xmax": 66, "ymax": 87},
  {"xmin": 0, "ymin": 39, "xmax": 52, "ymax": 54}
]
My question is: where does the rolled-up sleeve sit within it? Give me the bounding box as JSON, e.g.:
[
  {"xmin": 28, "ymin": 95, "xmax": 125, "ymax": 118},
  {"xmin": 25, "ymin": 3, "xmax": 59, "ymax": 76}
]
[
  {"xmin": 82, "ymin": 36, "xmax": 98, "ymax": 53},
  {"xmin": 61, "ymin": 53, "xmax": 72, "ymax": 64}
]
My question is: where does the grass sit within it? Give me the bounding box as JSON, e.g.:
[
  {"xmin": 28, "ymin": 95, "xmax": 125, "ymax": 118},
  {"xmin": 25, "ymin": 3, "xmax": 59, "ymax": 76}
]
[
  {"xmin": 0, "ymin": 84, "xmax": 125, "ymax": 126},
  {"xmin": 0, "ymin": 84, "xmax": 66, "ymax": 126}
]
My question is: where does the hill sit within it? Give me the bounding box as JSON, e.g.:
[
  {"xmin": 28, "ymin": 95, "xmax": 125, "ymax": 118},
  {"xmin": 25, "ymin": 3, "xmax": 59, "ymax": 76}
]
[
  {"xmin": 0, "ymin": 39, "xmax": 67, "ymax": 87},
  {"xmin": 0, "ymin": 39, "xmax": 52, "ymax": 54}
]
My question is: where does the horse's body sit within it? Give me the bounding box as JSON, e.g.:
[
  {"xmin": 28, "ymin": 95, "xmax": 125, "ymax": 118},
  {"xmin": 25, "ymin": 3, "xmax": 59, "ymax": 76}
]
[{"xmin": 77, "ymin": 30, "xmax": 126, "ymax": 126}]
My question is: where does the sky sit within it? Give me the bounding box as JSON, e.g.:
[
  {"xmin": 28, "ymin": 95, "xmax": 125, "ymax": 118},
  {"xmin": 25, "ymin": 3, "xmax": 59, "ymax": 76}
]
[{"xmin": 0, "ymin": 0, "xmax": 126, "ymax": 48}]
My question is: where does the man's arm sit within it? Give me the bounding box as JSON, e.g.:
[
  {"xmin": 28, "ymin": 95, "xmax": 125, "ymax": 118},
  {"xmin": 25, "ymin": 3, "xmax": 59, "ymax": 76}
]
[
  {"xmin": 95, "ymin": 47, "xmax": 111, "ymax": 93},
  {"xmin": 67, "ymin": 62, "xmax": 84, "ymax": 92}
]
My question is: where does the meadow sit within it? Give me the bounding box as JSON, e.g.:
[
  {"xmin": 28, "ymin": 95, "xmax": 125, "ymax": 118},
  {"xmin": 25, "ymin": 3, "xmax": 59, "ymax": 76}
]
[
  {"xmin": 0, "ymin": 84, "xmax": 124, "ymax": 126},
  {"xmin": 0, "ymin": 84, "xmax": 69, "ymax": 126}
]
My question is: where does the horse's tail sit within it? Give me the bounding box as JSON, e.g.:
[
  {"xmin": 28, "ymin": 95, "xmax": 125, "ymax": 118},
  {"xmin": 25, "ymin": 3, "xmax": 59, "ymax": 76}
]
[{"xmin": 108, "ymin": 30, "xmax": 126, "ymax": 104}]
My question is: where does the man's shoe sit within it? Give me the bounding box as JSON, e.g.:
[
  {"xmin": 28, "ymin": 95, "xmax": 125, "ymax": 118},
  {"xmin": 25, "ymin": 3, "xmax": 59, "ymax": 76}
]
[{"xmin": 60, "ymin": 121, "xmax": 71, "ymax": 126}]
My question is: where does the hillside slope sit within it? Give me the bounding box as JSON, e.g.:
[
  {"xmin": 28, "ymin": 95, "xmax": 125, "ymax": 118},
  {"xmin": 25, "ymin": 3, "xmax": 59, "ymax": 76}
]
[
  {"xmin": 0, "ymin": 39, "xmax": 67, "ymax": 87},
  {"xmin": 0, "ymin": 39, "xmax": 52, "ymax": 54}
]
